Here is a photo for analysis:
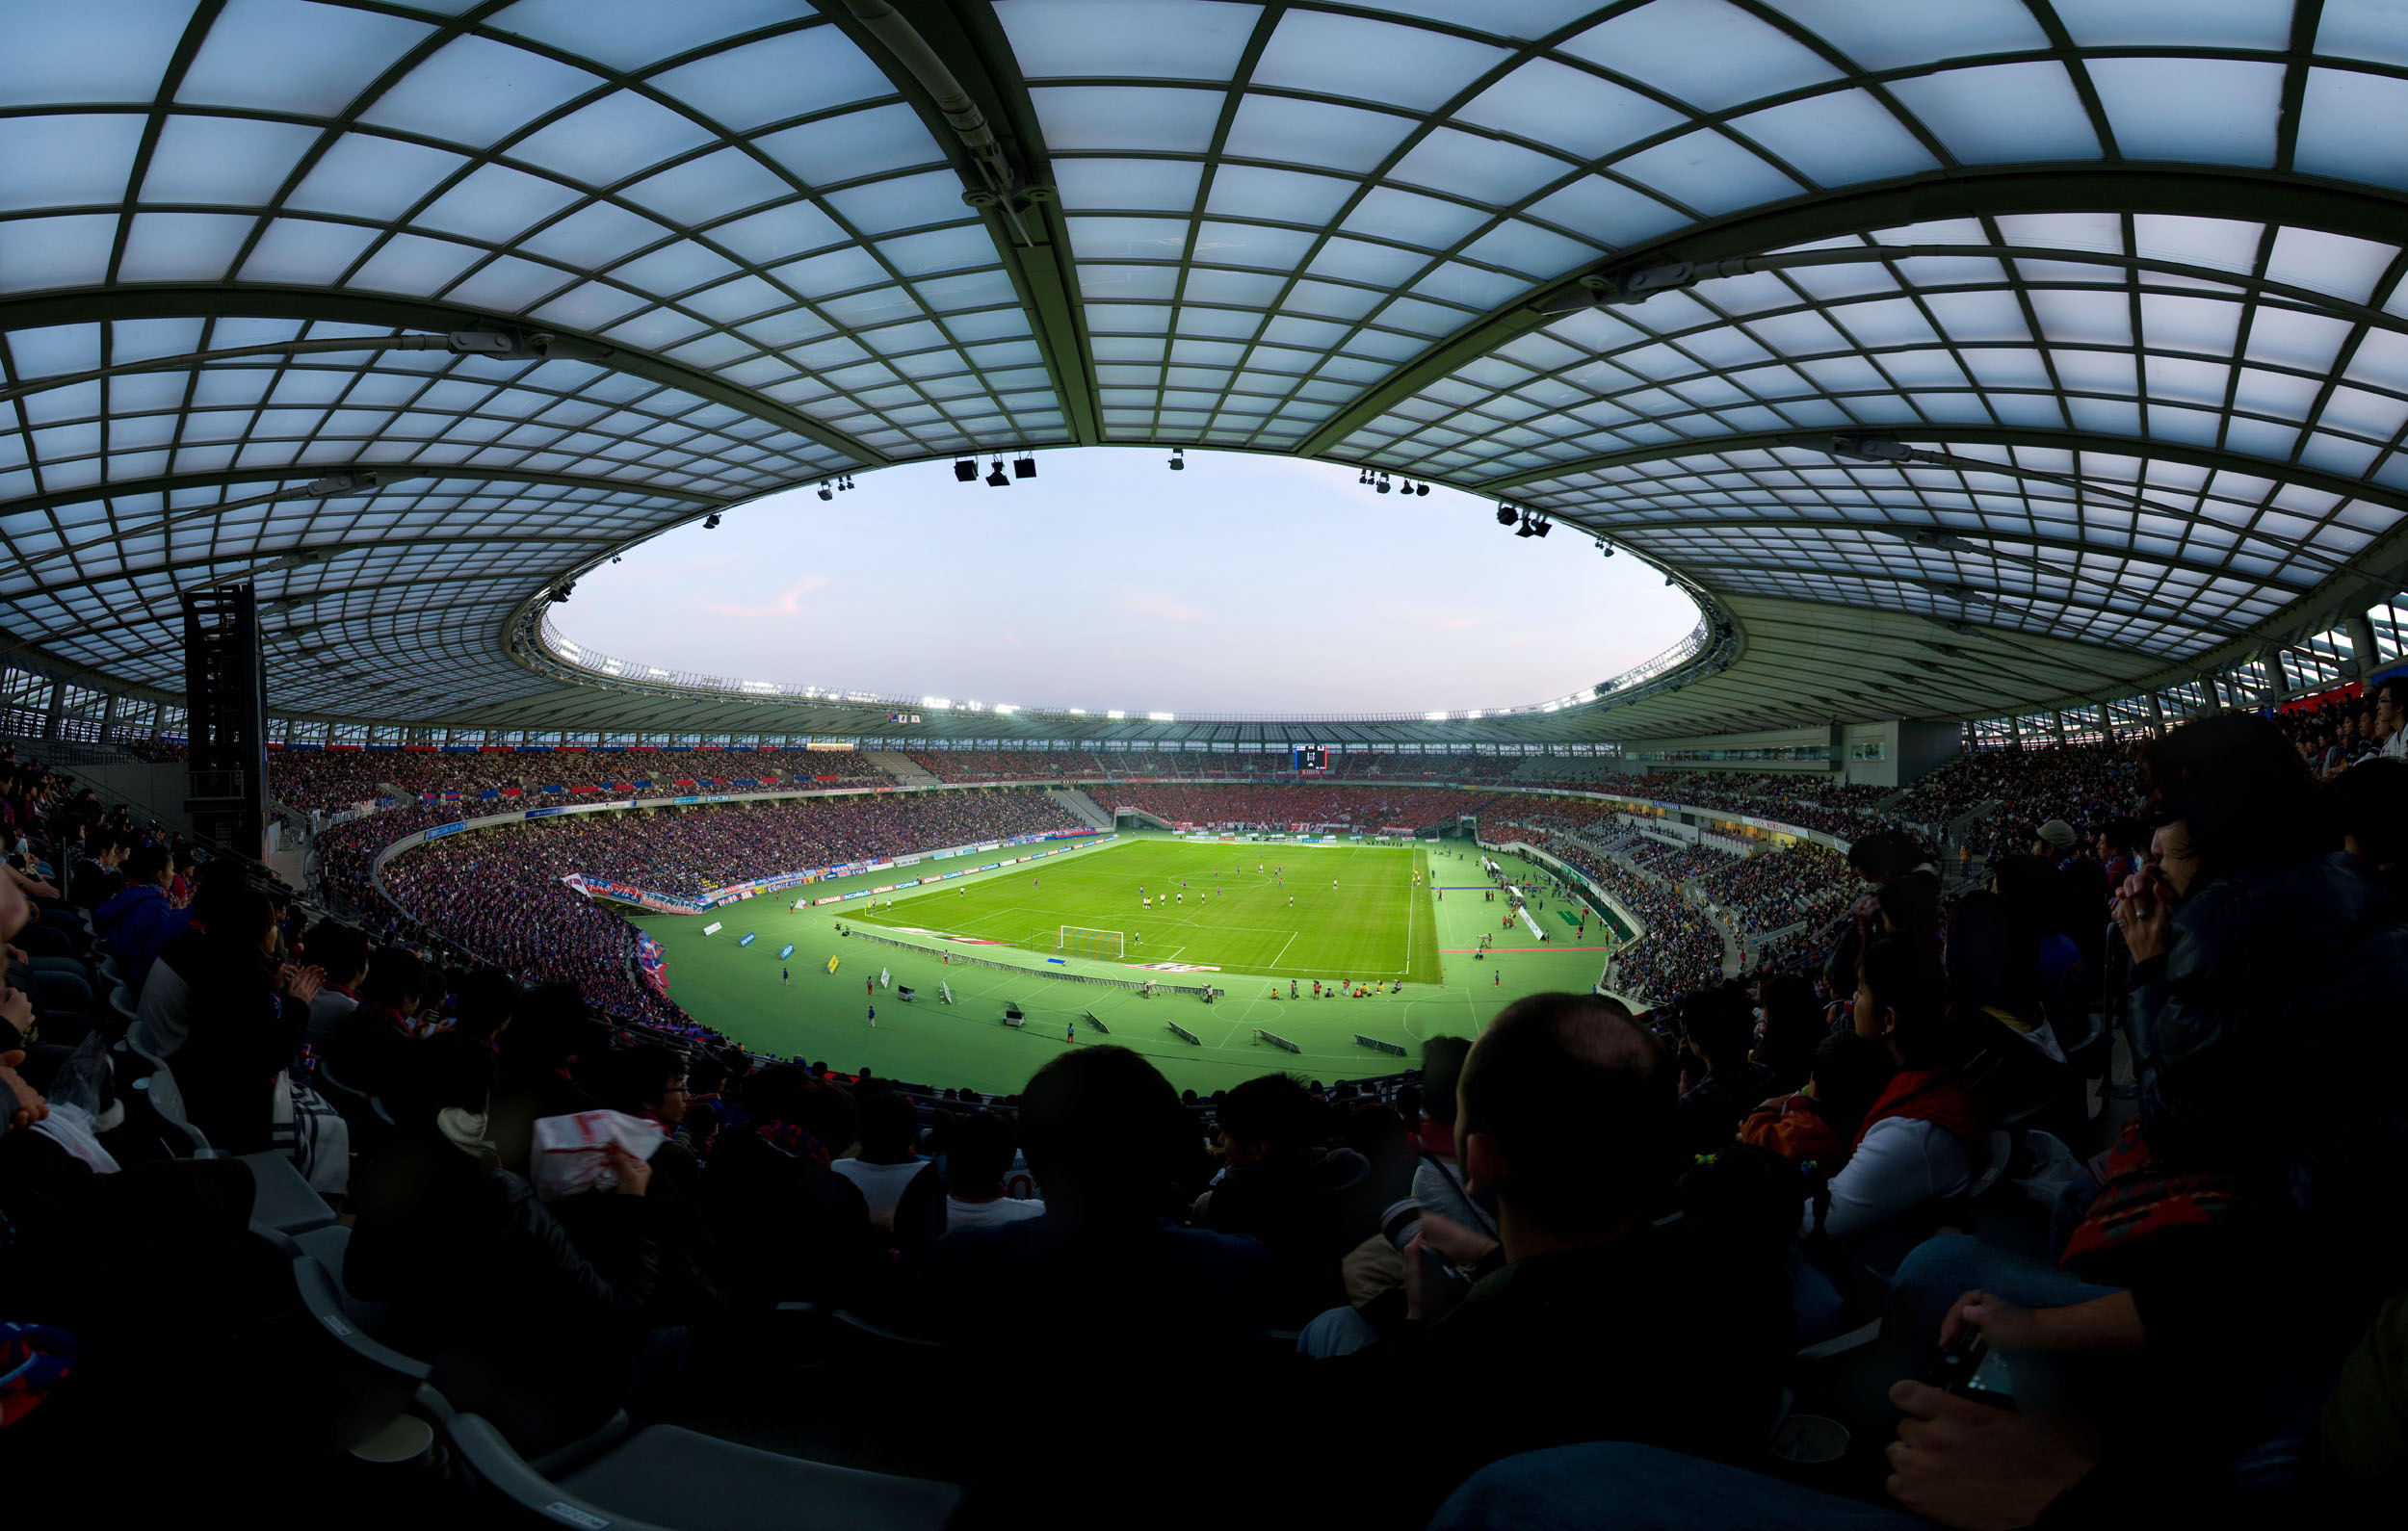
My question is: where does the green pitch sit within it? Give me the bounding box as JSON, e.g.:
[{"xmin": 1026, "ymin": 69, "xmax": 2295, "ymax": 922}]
[
  {"xmin": 851, "ymin": 840, "xmax": 1442, "ymax": 982},
  {"xmin": 628, "ymin": 832, "xmax": 1626, "ymax": 1099}
]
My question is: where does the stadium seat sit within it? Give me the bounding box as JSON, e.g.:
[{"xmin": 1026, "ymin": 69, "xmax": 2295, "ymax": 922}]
[
  {"xmin": 109, "ymin": 983, "xmax": 144, "ymax": 1038},
  {"xmin": 1964, "ymin": 1129, "xmax": 2017, "ymax": 1203},
  {"xmin": 281, "ymin": 1231, "xmax": 434, "ymax": 1453},
  {"xmin": 123, "ymin": 1062, "xmax": 336, "ymax": 1233},
  {"xmin": 442, "ymin": 1411, "xmax": 965, "ymax": 1531}
]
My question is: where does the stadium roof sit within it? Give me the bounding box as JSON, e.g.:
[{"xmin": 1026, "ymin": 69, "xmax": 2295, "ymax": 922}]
[{"xmin": 7, "ymin": 0, "xmax": 2408, "ymax": 740}]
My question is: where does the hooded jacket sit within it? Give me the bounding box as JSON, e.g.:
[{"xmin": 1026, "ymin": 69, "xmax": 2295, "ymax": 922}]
[{"xmin": 1799, "ymin": 1068, "xmax": 1987, "ymax": 1247}]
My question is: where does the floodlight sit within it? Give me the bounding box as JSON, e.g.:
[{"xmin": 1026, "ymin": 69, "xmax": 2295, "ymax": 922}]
[
  {"xmin": 1531, "ymin": 518, "xmax": 1551, "ymax": 538},
  {"xmin": 1169, "ymin": 447, "xmax": 1185, "ymax": 471},
  {"xmin": 985, "ymin": 458, "xmax": 1009, "ymax": 487},
  {"xmin": 1013, "ymin": 455, "xmax": 1036, "ymax": 479},
  {"xmin": 1375, "ymin": 478, "xmax": 1391, "ymax": 494},
  {"xmin": 1358, "ymin": 469, "xmax": 1371, "ymax": 484},
  {"xmin": 1514, "ymin": 520, "xmax": 1535, "ymax": 537},
  {"xmin": 703, "ymin": 513, "xmax": 720, "ymax": 530},
  {"xmin": 1830, "ymin": 433, "xmax": 1915, "ymax": 463},
  {"xmin": 1495, "ymin": 505, "xmax": 1518, "ymax": 527},
  {"xmin": 954, "ymin": 458, "xmax": 979, "ymax": 482},
  {"xmin": 817, "ymin": 482, "xmax": 833, "ymax": 501},
  {"xmin": 1415, "ymin": 482, "xmax": 1429, "ymax": 496}
]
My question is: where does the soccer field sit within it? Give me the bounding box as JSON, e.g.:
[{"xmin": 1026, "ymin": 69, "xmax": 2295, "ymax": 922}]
[
  {"xmin": 631, "ymin": 833, "xmax": 1629, "ymax": 1097},
  {"xmin": 849, "ymin": 840, "xmax": 1442, "ymax": 983}
]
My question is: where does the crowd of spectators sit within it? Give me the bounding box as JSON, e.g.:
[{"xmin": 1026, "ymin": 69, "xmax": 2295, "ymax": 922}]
[
  {"xmin": 903, "ymin": 748, "xmax": 1528, "ymax": 783},
  {"xmin": 315, "ymin": 792, "xmax": 1077, "ymax": 1021},
  {"xmin": 1111, "ymin": 782, "xmax": 1504, "ymax": 830},
  {"xmin": 1892, "ymin": 741, "xmax": 2141, "ymax": 849},
  {"xmin": 1626, "ymin": 839, "xmax": 1743, "ymax": 882},
  {"xmin": 6, "ymin": 702, "xmax": 2408, "ymax": 1523},
  {"xmin": 1697, "ymin": 842, "xmax": 1857, "ymax": 938},
  {"xmin": 263, "ymin": 747, "xmax": 890, "ymax": 811}
]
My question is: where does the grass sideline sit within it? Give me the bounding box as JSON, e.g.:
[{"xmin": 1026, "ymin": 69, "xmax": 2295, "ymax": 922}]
[{"xmin": 631, "ymin": 832, "xmax": 1622, "ymax": 1097}]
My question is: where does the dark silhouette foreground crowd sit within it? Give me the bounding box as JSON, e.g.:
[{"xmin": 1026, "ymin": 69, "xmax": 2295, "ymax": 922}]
[{"xmin": 6, "ymin": 707, "xmax": 2407, "ymax": 1527}]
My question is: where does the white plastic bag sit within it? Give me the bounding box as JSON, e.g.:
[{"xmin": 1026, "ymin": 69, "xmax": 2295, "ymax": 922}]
[
  {"xmin": 531, "ymin": 1108, "xmax": 666, "ymax": 1201},
  {"xmin": 35, "ymin": 1103, "xmax": 120, "ymax": 1175}
]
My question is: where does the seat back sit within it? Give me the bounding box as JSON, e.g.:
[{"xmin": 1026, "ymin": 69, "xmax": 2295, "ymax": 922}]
[
  {"xmin": 285, "ymin": 1239, "xmax": 433, "ymax": 1454},
  {"xmin": 118, "ymin": 994, "xmax": 158, "ymax": 1057},
  {"xmin": 131, "ymin": 1073, "xmax": 213, "ymax": 1158},
  {"xmin": 1965, "ymin": 1129, "xmax": 2016, "ymax": 1202}
]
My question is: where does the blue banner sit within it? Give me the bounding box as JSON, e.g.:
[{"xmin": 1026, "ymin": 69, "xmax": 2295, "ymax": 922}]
[
  {"xmin": 739, "ymin": 932, "xmax": 756, "ymax": 947},
  {"xmin": 777, "ymin": 943, "xmax": 795, "ymax": 959},
  {"xmin": 422, "ymin": 821, "xmax": 469, "ymax": 841}
]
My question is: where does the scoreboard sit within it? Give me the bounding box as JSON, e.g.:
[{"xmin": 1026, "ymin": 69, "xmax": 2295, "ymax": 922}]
[{"xmin": 1292, "ymin": 746, "xmax": 1327, "ymax": 770}]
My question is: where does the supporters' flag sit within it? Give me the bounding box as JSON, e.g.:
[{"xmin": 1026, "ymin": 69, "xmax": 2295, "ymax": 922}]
[
  {"xmin": 538, "ymin": 784, "xmax": 564, "ymax": 793},
  {"xmin": 440, "ymin": 791, "xmax": 461, "ymax": 802},
  {"xmin": 571, "ymin": 784, "xmax": 597, "ymax": 794},
  {"xmin": 478, "ymin": 789, "xmax": 499, "ymax": 799},
  {"xmin": 500, "ymin": 787, "xmax": 522, "ymax": 798},
  {"xmin": 673, "ymin": 779, "xmax": 696, "ymax": 789}
]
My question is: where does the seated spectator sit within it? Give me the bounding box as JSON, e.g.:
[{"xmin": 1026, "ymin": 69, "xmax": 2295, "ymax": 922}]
[
  {"xmin": 1750, "ymin": 971, "xmax": 1823, "ymax": 1093},
  {"xmin": 1675, "ymin": 984, "xmax": 1780, "ymax": 1152},
  {"xmin": 320, "ymin": 945, "xmax": 431, "ymax": 1109},
  {"xmin": 699, "ymin": 1065, "xmax": 878, "ymax": 1313},
  {"xmin": 1741, "ymin": 1029, "xmax": 1895, "ymax": 1168},
  {"xmin": 1300, "ymin": 994, "xmax": 1791, "ymax": 1524},
  {"xmin": 927, "ymin": 1046, "xmax": 1273, "ymax": 1524},
  {"xmin": 300, "ymin": 920, "xmax": 370, "ymax": 1052},
  {"xmin": 172, "ymin": 884, "xmax": 323, "ymax": 1156},
  {"xmin": 1807, "ymin": 939, "xmax": 1983, "ymax": 1250},
  {"xmin": 938, "ymin": 1108, "xmax": 1043, "ymax": 1230},
  {"xmin": 347, "ymin": 1033, "xmax": 676, "ymax": 1451},
  {"xmin": 92, "ymin": 843, "xmax": 187, "ymax": 993},
  {"xmin": 831, "ymin": 1088, "xmax": 928, "ymax": 1231},
  {"xmin": 1194, "ymin": 1072, "xmax": 1374, "ymax": 1324},
  {"xmin": 136, "ymin": 859, "xmax": 251, "ymax": 1052},
  {"xmin": 65, "ymin": 830, "xmax": 125, "ymax": 909},
  {"xmin": 2328, "ymin": 756, "xmax": 2407, "ymax": 903},
  {"xmin": 587, "ymin": 1041, "xmax": 721, "ymax": 1327}
]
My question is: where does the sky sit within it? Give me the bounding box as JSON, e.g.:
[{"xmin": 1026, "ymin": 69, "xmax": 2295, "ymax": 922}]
[{"xmin": 559, "ymin": 448, "xmax": 1697, "ymax": 716}]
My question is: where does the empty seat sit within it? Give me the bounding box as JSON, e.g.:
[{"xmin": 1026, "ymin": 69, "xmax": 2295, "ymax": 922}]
[
  {"xmin": 446, "ymin": 1413, "xmax": 964, "ymax": 1531},
  {"xmin": 237, "ymin": 1150, "xmax": 339, "ymax": 1235}
]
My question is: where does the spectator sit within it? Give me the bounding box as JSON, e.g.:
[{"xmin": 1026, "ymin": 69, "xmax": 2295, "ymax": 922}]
[
  {"xmin": 1807, "ymin": 939, "xmax": 1982, "ymax": 1249},
  {"xmin": 92, "ymin": 843, "xmax": 186, "ymax": 993},
  {"xmin": 2328, "ymin": 756, "xmax": 2408, "ymax": 903},
  {"xmin": 1741, "ymin": 1030, "xmax": 1895, "ymax": 1167},
  {"xmin": 927, "ymin": 1046, "xmax": 1273, "ymax": 1524},
  {"xmin": 173, "ymin": 883, "xmax": 323, "ymax": 1156},
  {"xmin": 831, "ymin": 1088, "xmax": 928, "ymax": 1231},
  {"xmin": 1302, "ymin": 994, "xmax": 1790, "ymax": 1524},
  {"xmin": 1751, "ymin": 972, "xmax": 1823, "ymax": 1092},
  {"xmin": 347, "ymin": 1033, "xmax": 675, "ymax": 1451},
  {"xmin": 301, "ymin": 920, "xmax": 370, "ymax": 1051},
  {"xmin": 1195, "ymin": 1072, "xmax": 1374, "ymax": 1324},
  {"xmin": 700, "ymin": 1065, "xmax": 878, "ymax": 1313},
  {"xmin": 937, "ymin": 1108, "xmax": 1044, "ymax": 1230},
  {"xmin": 321, "ymin": 945, "xmax": 432, "ymax": 1113},
  {"xmin": 1675, "ymin": 984, "xmax": 1780, "ymax": 1151}
]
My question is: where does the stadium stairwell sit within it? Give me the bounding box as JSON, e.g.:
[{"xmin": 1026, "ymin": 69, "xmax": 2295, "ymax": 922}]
[
  {"xmin": 863, "ymin": 751, "xmax": 941, "ymax": 787},
  {"xmin": 1044, "ymin": 788, "xmax": 1113, "ymax": 830}
]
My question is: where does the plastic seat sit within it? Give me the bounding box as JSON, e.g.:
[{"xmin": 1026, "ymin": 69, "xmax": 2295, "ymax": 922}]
[
  {"xmin": 1965, "ymin": 1129, "xmax": 2016, "ymax": 1202},
  {"xmin": 445, "ymin": 1413, "xmax": 964, "ymax": 1531},
  {"xmin": 238, "ymin": 1149, "xmax": 339, "ymax": 1235},
  {"xmin": 130, "ymin": 1073, "xmax": 211, "ymax": 1158},
  {"xmin": 283, "ymin": 1232, "xmax": 433, "ymax": 1454},
  {"xmin": 110, "ymin": 985, "xmax": 145, "ymax": 1040}
]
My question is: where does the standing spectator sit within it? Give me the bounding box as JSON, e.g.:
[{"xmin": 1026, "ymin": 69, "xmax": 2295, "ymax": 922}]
[
  {"xmin": 1195, "ymin": 1072, "xmax": 1374, "ymax": 1325},
  {"xmin": 173, "ymin": 884, "xmax": 323, "ymax": 1156},
  {"xmin": 1674, "ymin": 985, "xmax": 1779, "ymax": 1153}
]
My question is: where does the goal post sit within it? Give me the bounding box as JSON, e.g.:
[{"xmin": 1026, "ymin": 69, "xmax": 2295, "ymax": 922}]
[{"xmin": 1058, "ymin": 925, "xmax": 1125, "ymax": 960}]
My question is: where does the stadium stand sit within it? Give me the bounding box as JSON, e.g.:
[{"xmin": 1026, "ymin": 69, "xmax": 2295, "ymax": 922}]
[
  {"xmin": 11, "ymin": 1, "xmax": 2408, "ymax": 1522},
  {"xmin": 7, "ymin": 714, "xmax": 2408, "ymax": 1524}
]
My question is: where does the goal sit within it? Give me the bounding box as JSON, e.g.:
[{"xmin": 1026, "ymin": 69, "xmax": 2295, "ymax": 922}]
[{"xmin": 1058, "ymin": 925, "xmax": 1126, "ymax": 960}]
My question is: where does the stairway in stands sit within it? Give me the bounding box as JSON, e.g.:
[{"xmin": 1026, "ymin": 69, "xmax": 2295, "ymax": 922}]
[
  {"xmin": 862, "ymin": 750, "xmax": 940, "ymax": 787},
  {"xmin": 1046, "ymin": 788, "xmax": 1114, "ymax": 829}
]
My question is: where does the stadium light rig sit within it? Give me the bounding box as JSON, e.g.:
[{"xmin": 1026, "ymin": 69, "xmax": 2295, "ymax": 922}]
[
  {"xmin": 1013, "ymin": 454, "xmax": 1036, "ymax": 479},
  {"xmin": 1168, "ymin": 447, "xmax": 1185, "ymax": 471},
  {"xmin": 954, "ymin": 457, "xmax": 978, "ymax": 482},
  {"xmin": 984, "ymin": 457, "xmax": 1009, "ymax": 487},
  {"xmin": 703, "ymin": 513, "xmax": 721, "ymax": 529}
]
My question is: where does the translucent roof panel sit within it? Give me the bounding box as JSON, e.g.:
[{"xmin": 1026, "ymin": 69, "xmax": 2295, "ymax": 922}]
[
  {"xmin": 8, "ymin": 1, "xmax": 2408, "ymax": 731},
  {"xmin": 997, "ymin": 0, "xmax": 2408, "ymax": 457},
  {"xmin": 1508, "ymin": 439, "xmax": 2377, "ymax": 660},
  {"xmin": 0, "ymin": 2, "xmax": 1068, "ymax": 460}
]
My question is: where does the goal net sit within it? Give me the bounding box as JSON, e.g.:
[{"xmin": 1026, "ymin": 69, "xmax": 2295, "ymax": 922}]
[{"xmin": 1058, "ymin": 925, "xmax": 1126, "ymax": 960}]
